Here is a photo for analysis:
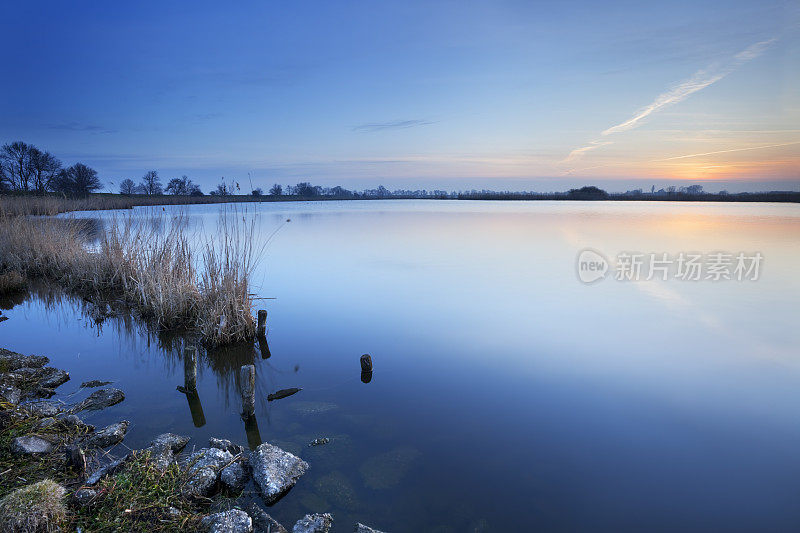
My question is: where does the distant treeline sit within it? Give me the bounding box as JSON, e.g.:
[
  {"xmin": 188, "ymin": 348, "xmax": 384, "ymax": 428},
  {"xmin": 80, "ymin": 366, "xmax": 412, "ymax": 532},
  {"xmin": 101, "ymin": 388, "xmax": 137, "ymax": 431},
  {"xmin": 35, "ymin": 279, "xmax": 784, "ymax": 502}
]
[{"xmin": 2, "ymin": 141, "xmax": 798, "ymax": 203}]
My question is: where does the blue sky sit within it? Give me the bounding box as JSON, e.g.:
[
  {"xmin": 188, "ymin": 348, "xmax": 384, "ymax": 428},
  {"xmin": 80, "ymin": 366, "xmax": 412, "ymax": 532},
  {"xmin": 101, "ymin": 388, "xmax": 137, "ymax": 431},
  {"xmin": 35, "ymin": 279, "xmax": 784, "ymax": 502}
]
[{"xmin": 1, "ymin": 1, "xmax": 798, "ymax": 192}]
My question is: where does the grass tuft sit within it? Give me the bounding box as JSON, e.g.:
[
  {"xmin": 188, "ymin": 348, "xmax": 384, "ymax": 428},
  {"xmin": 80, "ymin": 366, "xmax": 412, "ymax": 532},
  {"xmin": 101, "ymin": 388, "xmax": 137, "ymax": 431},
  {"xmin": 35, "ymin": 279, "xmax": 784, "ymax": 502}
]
[{"xmin": 0, "ymin": 479, "xmax": 67, "ymax": 533}]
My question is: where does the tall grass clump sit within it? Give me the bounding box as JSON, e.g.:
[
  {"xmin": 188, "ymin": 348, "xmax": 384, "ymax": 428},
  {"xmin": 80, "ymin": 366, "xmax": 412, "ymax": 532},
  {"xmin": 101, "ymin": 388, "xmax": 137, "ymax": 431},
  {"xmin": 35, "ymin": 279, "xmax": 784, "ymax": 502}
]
[{"xmin": 0, "ymin": 206, "xmax": 265, "ymax": 346}]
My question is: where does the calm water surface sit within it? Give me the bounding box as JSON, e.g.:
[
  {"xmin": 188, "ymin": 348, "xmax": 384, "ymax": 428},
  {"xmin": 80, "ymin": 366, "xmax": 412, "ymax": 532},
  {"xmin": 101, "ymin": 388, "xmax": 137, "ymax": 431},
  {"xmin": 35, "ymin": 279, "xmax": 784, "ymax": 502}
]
[{"xmin": 3, "ymin": 200, "xmax": 800, "ymax": 531}]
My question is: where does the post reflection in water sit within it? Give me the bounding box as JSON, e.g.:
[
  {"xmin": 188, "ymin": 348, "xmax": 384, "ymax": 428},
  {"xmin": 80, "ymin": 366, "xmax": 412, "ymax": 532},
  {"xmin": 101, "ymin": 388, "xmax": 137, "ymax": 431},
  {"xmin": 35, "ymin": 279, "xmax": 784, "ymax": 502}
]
[
  {"xmin": 243, "ymin": 414, "xmax": 262, "ymax": 450},
  {"xmin": 184, "ymin": 388, "xmax": 207, "ymax": 428},
  {"xmin": 258, "ymin": 336, "xmax": 271, "ymax": 359}
]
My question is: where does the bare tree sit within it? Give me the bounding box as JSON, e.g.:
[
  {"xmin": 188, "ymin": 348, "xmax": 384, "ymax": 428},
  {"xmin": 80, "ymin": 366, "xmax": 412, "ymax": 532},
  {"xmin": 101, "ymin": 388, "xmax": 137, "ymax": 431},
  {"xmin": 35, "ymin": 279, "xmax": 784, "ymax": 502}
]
[
  {"xmin": 269, "ymin": 183, "xmax": 282, "ymax": 196},
  {"xmin": 0, "ymin": 141, "xmax": 35, "ymax": 191},
  {"xmin": 52, "ymin": 163, "xmax": 102, "ymax": 196},
  {"xmin": 165, "ymin": 175, "xmax": 200, "ymax": 195},
  {"xmin": 119, "ymin": 178, "xmax": 137, "ymax": 195},
  {"xmin": 29, "ymin": 148, "xmax": 62, "ymax": 193},
  {"xmin": 140, "ymin": 170, "xmax": 163, "ymax": 195}
]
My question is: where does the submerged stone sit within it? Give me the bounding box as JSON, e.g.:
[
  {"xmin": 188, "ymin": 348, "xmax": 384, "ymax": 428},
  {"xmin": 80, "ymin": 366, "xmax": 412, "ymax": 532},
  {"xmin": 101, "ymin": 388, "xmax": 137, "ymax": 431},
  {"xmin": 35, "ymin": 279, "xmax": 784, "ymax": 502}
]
[
  {"xmin": 250, "ymin": 442, "xmax": 309, "ymax": 504},
  {"xmin": 73, "ymin": 388, "xmax": 125, "ymax": 412},
  {"xmin": 80, "ymin": 380, "xmax": 112, "ymax": 388},
  {"xmin": 11, "ymin": 435, "xmax": 54, "ymax": 455},
  {"xmin": 355, "ymin": 524, "xmax": 387, "ymax": 533},
  {"xmin": 314, "ymin": 471, "xmax": 359, "ymax": 511},
  {"xmin": 201, "ymin": 509, "xmax": 253, "ymax": 533},
  {"xmin": 84, "ymin": 421, "xmax": 129, "ymax": 448},
  {"xmin": 292, "ymin": 513, "xmax": 333, "ymax": 533},
  {"xmin": 359, "ymin": 446, "xmax": 421, "ymax": 490}
]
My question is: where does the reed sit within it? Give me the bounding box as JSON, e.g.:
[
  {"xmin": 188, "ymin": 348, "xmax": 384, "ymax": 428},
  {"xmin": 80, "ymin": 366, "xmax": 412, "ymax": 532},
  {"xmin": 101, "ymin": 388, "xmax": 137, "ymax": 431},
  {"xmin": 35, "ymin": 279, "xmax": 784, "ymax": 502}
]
[{"xmin": 0, "ymin": 207, "xmax": 264, "ymax": 346}]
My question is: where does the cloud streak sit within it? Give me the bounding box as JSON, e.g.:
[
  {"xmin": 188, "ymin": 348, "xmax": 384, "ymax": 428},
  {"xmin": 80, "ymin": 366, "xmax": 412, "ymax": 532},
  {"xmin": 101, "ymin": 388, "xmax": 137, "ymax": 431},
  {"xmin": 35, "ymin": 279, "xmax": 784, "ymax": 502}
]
[
  {"xmin": 652, "ymin": 141, "xmax": 800, "ymax": 161},
  {"xmin": 602, "ymin": 38, "xmax": 775, "ymax": 136},
  {"xmin": 352, "ymin": 119, "xmax": 433, "ymax": 133},
  {"xmin": 562, "ymin": 37, "xmax": 777, "ymax": 167}
]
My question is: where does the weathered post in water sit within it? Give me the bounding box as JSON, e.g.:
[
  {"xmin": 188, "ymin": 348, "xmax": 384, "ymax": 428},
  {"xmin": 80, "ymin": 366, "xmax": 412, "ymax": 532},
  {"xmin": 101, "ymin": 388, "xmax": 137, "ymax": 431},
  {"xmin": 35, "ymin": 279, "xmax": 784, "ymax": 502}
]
[
  {"xmin": 240, "ymin": 364, "xmax": 256, "ymax": 417},
  {"xmin": 257, "ymin": 309, "xmax": 267, "ymax": 338},
  {"xmin": 184, "ymin": 346, "xmax": 198, "ymax": 390}
]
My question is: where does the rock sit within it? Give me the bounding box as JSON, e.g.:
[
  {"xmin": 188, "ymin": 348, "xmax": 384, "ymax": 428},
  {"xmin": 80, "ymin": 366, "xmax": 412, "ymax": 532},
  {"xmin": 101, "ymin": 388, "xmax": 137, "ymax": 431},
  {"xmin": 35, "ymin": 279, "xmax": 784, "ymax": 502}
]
[
  {"xmin": 201, "ymin": 509, "xmax": 253, "ymax": 533},
  {"xmin": 36, "ymin": 417, "xmax": 57, "ymax": 429},
  {"xmin": 167, "ymin": 506, "xmax": 181, "ymax": 517},
  {"xmin": 267, "ymin": 387, "xmax": 301, "ymax": 401},
  {"xmin": 25, "ymin": 401, "xmax": 63, "ymax": 417},
  {"xmin": 84, "ymin": 421, "xmax": 129, "ymax": 448},
  {"xmin": 220, "ymin": 462, "xmax": 248, "ymax": 493},
  {"xmin": 149, "ymin": 433, "xmax": 190, "ymax": 453},
  {"xmin": 146, "ymin": 444, "xmax": 176, "ymax": 471},
  {"xmin": 292, "ymin": 513, "xmax": 333, "ymax": 533},
  {"xmin": 250, "ymin": 443, "xmax": 309, "ymax": 504},
  {"xmin": 360, "ymin": 354, "xmax": 372, "ymax": 372},
  {"xmin": 182, "ymin": 448, "xmax": 233, "ymax": 498},
  {"xmin": 15, "ymin": 366, "xmax": 70, "ymax": 389},
  {"xmin": 73, "ymin": 488, "xmax": 96, "ymax": 507},
  {"xmin": 308, "ymin": 438, "xmax": 329, "ymax": 447},
  {"xmin": 80, "ymin": 380, "xmax": 112, "ymax": 388},
  {"xmin": 245, "ymin": 502, "xmax": 287, "ymax": 533},
  {"xmin": 355, "ymin": 524, "xmax": 387, "ymax": 533},
  {"xmin": 11, "ymin": 435, "xmax": 54, "ymax": 454},
  {"xmin": 59, "ymin": 414, "xmax": 94, "ymax": 432},
  {"xmin": 72, "ymin": 388, "xmax": 125, "ymax": 412},
  {"xmin": 0, "ymin": 480, "xmax": 66, "ymax": 532},
  {"xmin": 0, "ymin": 384, "xmax": 21, "ymax": 404},
  {"xmin": 0, "ymin": 349, "xmax": 48, "ymax": 370},
  {"xmin": 85, "ymin": 454, "xmax": 129, "ymax": 485},
  {"xmin": 209, "ymin": 437, "xmax": 245, "ymax": 455}
]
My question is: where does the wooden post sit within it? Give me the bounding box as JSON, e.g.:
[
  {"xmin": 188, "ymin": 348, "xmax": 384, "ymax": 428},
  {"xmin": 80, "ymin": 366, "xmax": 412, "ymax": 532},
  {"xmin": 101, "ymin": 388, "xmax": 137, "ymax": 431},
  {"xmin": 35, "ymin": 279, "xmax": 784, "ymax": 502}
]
[
  {"xmin": 240, "ymin": 364, "xmax": 255, "ymax": 417},
  {"xmin": 360, "ymin": 353, "xmax": 373, "ymax": 372},
  {"xmin": 184, "ymin": 346, "xmax": 198, "ymax": 390},
  {"xmin": 257, "ymin": 310, "xmax": 267, "ymax": 337}
]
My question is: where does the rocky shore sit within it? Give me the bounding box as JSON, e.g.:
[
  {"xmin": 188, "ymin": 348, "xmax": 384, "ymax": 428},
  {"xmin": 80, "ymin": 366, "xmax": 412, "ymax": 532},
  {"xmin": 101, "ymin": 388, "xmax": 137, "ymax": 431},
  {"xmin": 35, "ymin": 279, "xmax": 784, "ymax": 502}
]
[{"xmin": 0, "ymin": 347, "xmax": 387, "ymax": 532}]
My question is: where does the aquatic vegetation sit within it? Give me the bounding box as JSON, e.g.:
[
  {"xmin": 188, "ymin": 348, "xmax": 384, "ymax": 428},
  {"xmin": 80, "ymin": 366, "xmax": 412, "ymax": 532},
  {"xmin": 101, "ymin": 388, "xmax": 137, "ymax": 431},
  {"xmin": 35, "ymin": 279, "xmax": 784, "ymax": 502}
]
[
  {"xmin": 0, "ymin": 207, "xmax": 264, "ymax": 346},
  {"xmin": 359, "ymin": 446, "xmax": 421, "ymax": 490}
]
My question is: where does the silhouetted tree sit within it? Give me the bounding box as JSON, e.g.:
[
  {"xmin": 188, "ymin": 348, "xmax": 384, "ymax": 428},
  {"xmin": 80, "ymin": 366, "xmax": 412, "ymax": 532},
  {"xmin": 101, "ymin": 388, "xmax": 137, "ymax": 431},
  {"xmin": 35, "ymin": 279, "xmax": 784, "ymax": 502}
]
[
  {"xmin": 269, "ymin": 184, "xmax": 282, "ymax": 196},
  {"xmin": 119, "ymin": 178, "xmax": 137, "ymax": 195},
  {"xmin": 29, "ymin": 148, "xmax": 62, "ymax": 193},
  {"xmin": 293, "ymin": 182, "xmax": 320, "ymax": 196},
  {"xmin": 0, "ymin": 141, "xmax": 34, "ymax": 191},
  {"xmin": 52, "ymin": 163, "xmax": 102, "ymax": 196},
  {"xmin": 567, "ymin": 186, "xmax": 608, "ymax": 200},
  {"xmin": 251, "ymin": 188, "xmax": 263, "ymax": 196},
  {"xmin": 165, "ymin": 175, "xmax": 199, "ymax": 195},
  {"xmin": 140, "ymin": 170, "xmax": 163, "ymax": 195}
]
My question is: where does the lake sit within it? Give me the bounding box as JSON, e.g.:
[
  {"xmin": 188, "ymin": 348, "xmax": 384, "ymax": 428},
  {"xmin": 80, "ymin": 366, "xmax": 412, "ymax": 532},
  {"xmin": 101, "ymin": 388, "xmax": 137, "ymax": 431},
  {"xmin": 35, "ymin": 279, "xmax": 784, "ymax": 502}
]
[{"xmin": 2, "ymin": 200, "xmax": 799, "ymax": 531}]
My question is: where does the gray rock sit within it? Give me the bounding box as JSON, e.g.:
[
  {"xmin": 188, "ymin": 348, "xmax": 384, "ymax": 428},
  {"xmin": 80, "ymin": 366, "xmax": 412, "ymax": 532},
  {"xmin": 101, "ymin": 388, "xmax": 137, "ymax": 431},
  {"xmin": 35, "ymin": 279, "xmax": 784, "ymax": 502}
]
[
  {"xmin": 149, "ymin": 432, "xmax": 190, "ymax": 453},
  {"xmin": 73, "ymin": 488, "xmax": 96, "ymax": 506},
  {"xmin": 245, "ymin": 502, "xmax": 287, "ymax": 533},
  {"xmin": 250, "ymin": 443, "xmax": 309, "ymax": 504},
  {"xmin": 0, "ymin": 349, "xmax": 48, "ymax": 370},
  {"xmin": 210, "ymin": 437, "xmax": 245, "ymax": 455},
  {"xmin": 11, "ymin": 435, "xmax": 54, "ymax": 454},
  {"xmin": 146, "ymin": 444, "xmax": 176, "ymax": 471},
  {"xmin": 36, "ymin": 417, "xmax": 57, "ymax": 430},
  {"xmin": 201, "ymin": 509, "xmax": 253, "ymax": 533},
  {"xmin": 84, "ymin": 420, "xmax": 129, "ymax": 448},
  {"xmin": 0, "ymin": 384, "xmax": 21, "ymax": 404},
  {"xmin": 73, "ymin": 388, "xmax": 125, "ymax": 412},
  {"xmin": 25, "ymin": 401, "xmax": 63, "ymax": 417},
  {"xmin": 59, "ymin": 414, "xmax": 94, "ymax": 432},
  {"xmin": 355, "ymin": 524, "xmax": 387, "ymax": 533},
  {"xmin": 85, "ymin": 454, "xmax": 129, "ymax": 485},
  {"xmin": 220, "ymin": 462, "xmax": 248, "ymax": 493},
  {"xmin": 80, "ymin": 380, "xmax": 112, "ymax": 388},
  {"xmin": 15, "ymin": 366, "xmax": 70, "ymax": 389},
  {"xmin": 182, "ymin": 447, "xmax": 233, "ymax": 497},
  {"xmin": 292, "ymin": 513, "xmax": 333, "ymax": 533},
  {"xmin": 167, "ymin": 506, "xmax": 181, "ymax": 517}
]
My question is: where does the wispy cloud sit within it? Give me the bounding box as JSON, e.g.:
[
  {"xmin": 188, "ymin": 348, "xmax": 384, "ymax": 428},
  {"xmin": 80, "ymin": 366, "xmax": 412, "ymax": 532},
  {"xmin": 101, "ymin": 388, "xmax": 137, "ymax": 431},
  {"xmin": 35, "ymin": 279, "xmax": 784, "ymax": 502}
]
[
  {"xmin": 652, "ymin": 141, "xmax": 800, "ymax": 161},
  {"xmin": 352, "ymin": 119, "xmax": 434, "ymax": 133},
  {"xmin": 562, "ymin": 38, "xmax": 777, "ymax": 167},
  {"xmin": 47, "ymin": 121, "xmax": 116, "ymax": 134}
]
